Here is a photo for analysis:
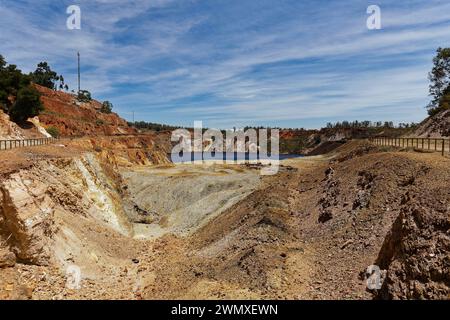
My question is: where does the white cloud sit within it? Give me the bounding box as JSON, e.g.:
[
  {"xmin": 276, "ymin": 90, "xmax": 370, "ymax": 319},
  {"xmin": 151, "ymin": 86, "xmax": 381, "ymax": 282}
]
[{"xmin": 0, "ymin": 0, "xmax": 446, "ymax": 128}]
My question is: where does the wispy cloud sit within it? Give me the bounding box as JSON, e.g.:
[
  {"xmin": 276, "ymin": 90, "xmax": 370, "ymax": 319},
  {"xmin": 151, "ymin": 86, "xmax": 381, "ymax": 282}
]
[{"xmin": 1, "ymin": 0, "xmax": 448, "ymax": 128}]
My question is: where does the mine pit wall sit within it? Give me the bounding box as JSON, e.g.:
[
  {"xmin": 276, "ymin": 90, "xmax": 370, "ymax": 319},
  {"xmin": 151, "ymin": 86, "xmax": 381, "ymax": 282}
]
[{"xmin": 0, "ymin": 140, "xmax": 171, "ymax": 269}]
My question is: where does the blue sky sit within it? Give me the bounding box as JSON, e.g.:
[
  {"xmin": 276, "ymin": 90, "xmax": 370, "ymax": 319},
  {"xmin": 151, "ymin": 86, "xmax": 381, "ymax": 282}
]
[{"xmin": 1, "ymin": 0, "xmax": 449, "ymax": 128}]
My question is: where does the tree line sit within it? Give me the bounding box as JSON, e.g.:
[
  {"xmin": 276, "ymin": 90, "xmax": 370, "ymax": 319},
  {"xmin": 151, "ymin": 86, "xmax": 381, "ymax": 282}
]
[
  {"xmin": 325, "ymin": 120, "xmax": 418, "ymax": 129},
  {"xmin": 128, "ymin": 121, "xmax": 184, "ymax": 132}
]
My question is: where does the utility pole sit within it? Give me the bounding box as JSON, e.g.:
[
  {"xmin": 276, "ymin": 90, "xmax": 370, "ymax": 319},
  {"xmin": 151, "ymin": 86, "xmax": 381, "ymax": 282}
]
[
  {"xmin": 132, "ymin": 111, "xmax": 135, "ymax": 123},
  {"xmin": 77, "ymin": 52, "xmax": 81, "ymax": 94}
]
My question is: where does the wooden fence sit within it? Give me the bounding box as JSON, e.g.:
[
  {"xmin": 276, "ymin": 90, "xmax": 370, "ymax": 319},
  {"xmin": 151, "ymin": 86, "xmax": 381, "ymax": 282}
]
[
  {"xmin": 0, "ymin": 137, "xmax": 58, "ymax": 151},
  {"xmin": 369, "ymin": 137, "xmax": 450, "ymax": 156},
  {"xmin": 0, "ymin": 134, "xmax": 147, "ymax": 152}
]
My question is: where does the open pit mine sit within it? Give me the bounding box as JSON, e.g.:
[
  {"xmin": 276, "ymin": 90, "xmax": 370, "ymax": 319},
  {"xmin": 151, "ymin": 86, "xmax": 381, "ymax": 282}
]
[{"xmin": 0, "ymin": 86, "xmax": 449, "ymax": 300}]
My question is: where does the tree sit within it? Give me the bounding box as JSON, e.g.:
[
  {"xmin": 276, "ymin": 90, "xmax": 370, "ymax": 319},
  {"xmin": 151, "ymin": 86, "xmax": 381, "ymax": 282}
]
[
  {"xmin": 57, "ymin": 75, "xmax": 69, "ymax": 91},
  {"xmin": 0, "ymin": 56, "xmax": 31, "ymax": 112},
  {"xmin": 435, "ymin": 87, "xmax": 450, "ymax": 114},
  {"xmin": 9, "ymin": 86, "xmax": 43, "ymax": 123},
  {"xmin": 0, "ymin": 55, "xmax": 6, "ymax": 69},
  {"xmin": 100, "ymin": 101, "xmax": 113, "ymax": 114},
  {"xmin": 428, "ymin": 48, "xmax": 450, "ymax": 115},
  {"xmin": 30, "ymin": 62, "xmax": 59, "ymax": 89}
]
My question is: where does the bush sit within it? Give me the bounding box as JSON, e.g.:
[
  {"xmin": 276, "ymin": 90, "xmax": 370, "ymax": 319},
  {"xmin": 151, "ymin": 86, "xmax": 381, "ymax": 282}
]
[
  {"xmin": 46, "ymin": 126, "xmax": 60, "ymax": 138},
  {"xmin": 9, "ymin": 86, "xmax": 43, "ymax": 123},
  {"xmin": 100, "ymin": 101, "xmax": 113, "ymax": 114},
  {"xmin": 77, "ymin": 90, "xmax": 92, "ymax": 102},
  {"xmin": 96, "ymin": 119, "xmax": 105, "ymax": 126}
]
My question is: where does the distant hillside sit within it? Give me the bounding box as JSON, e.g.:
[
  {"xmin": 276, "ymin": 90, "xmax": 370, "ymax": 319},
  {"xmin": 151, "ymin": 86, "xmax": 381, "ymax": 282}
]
[
  {"xmin": 279, "ymin": 125, "xmax": 416, "ymax": 155},
  {"xmin": 413, "ymin": 108, "xmax": 450, "ymax": 137},
  {"xmin": 35, "ymin": 85, "xmax": 135, "ymax": 137}
]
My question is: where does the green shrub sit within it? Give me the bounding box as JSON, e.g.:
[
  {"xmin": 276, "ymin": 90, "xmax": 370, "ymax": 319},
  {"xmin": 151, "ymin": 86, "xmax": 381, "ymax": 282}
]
[
  {"xmin": 100, "ymin": 101, "xmax": 113, "ymax": 114},
  {"xmin": 9, "ymin": 86, "xmax": 43, "ymax": 123},
  {"xmin": 46, "ymin": 126, "xmax": 60, "ymax": 138},
  {"xmin": 77, "ymin": 90, "xmax": 92, "ymax": 102}
]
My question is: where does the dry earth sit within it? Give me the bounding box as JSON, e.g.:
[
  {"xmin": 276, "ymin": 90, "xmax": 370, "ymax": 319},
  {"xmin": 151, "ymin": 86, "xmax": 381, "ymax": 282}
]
[{"xmin": 0, "ymin": 139, "xmax": 449, "ymax": 300}]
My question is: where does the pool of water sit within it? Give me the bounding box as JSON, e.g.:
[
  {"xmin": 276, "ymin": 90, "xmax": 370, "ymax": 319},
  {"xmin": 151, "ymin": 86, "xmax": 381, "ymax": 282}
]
[{"xmin": 169, "ymin": 152, "xmax": 304, "ymax": 163}]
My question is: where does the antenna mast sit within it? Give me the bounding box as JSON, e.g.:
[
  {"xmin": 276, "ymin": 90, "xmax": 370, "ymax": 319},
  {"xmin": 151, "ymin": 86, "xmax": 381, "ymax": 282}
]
[{"xmin": 77, "ymin": 52, "xmax": 81, "ymax": 93}]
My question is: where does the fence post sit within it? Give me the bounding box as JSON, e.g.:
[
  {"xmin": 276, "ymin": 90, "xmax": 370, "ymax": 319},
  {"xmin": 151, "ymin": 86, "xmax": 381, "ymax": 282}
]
[{"xmin": 442, "ymin": 139, "xmax": 445, "ymax": 156}]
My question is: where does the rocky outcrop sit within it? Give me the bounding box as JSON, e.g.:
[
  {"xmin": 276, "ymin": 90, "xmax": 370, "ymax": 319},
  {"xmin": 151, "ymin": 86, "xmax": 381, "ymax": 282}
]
[
  {"xmin": 0, "ymin": 246, "xmax": 15, "ymax": 268},
  {"xmin": 28, "ymin": 117, "xmax": 51, "ymax": 138},
  {"xmin": 352, "ymin": 170, "xmax": 376, "ymax": 210},
  {"xmin": 0, "ymin": 109, "xmax": 25, "ymax": 140},
  {"xmin": 318, "ymin": 167, "xmax": 339, "ymax": 223},
  {"xmin": 0, "ymin": 172, "xmax": 57, "ymax": 265},
  {"xmin": 413, "ymin": 109, "xmax": 450, "ymax": 138},
  {"xmin": 375, "ymin": 191, "xmax": 450, "ymax": 299},
  {"xmin": 0, "ymin": 154, "xmax": 136, "ymax": 266}
]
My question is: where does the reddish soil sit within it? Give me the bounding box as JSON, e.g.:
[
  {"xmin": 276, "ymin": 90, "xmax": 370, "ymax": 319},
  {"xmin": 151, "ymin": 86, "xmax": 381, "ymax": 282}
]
[{"xmin": 34, "ymin": 85, "xmax": 136, "ymax": 136}]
